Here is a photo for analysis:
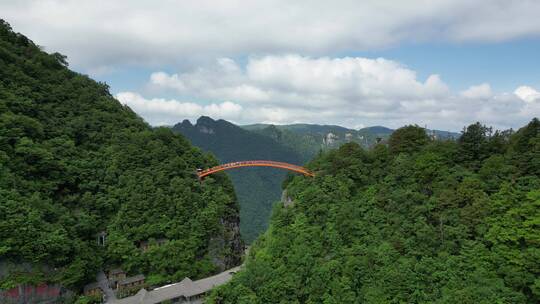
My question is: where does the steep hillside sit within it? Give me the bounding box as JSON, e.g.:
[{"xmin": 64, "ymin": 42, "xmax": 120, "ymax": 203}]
[
  {"xmin": 210, "ymin": 121, "xmax": 540, "ymax": 303},
  {"xmin": 244, "ymin": 123, "xmax": 459, "ymax": 162},
  {"xmin": 172, "ymin": 117, "xmax": 303, "ymax": 242},
  {"xmin": 242, "ymin": 125, "xmax": 321, "ymax": 163},
  {"xmin": 0, "ymin": 20, "xmax": 242, "ymax": 296}
]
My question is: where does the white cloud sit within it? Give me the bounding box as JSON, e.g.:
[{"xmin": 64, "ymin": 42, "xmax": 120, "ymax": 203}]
[
  {"xmin": 123, "ymin": 55, "xmax": 540, "ymax": 130},
  {"xmin": 150, "ymin": 55, "xmax": 448, "ymax": 110},
  {"xmin": 246, "ymin": 56, "xmax": 449, "ymax": 100},
  {"xmin": 514, "ymin": 86, "xmax": 540, "ymax": 103},
  {"xmin": 116, "ymin": 92, "xmax": 242, "ymax": 125},
  {"xmin": 150, "ymin": 72, "xmax": 186, "ymax": 92},
  {"xmin": 2, "ymin": 1, "xmax": 540, "ymax": 69},
  {"xmin": 461, "ymin": 83, "xmax": 492, "ymax": 99},
  {"xmin": 2, "ymin": 0, "xmax": 537, "ymax": 130}
]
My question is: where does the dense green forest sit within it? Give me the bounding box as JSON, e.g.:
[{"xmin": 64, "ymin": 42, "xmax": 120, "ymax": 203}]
[
  {"xmin": 244, "ymin": 123, "xmax": 459, "ymax": 163},
  {"xmin": 0, "ymin": 19, "xmax": 242, "ymax": 294},
  {"xmin": 174, "ymin": 118, "xmax": 458, "ymax": 243},
  {"xmin": 209, "ymin": 121, "xmax": 540, "ymax": 303},
  {"xmin": 172, "ymin": 117, "xmax": 303, "ymax": 242}
]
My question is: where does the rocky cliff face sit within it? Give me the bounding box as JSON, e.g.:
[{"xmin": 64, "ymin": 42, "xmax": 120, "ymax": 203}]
[
  {"xmin": 208, "ymin": 208, "xmax": 243, "ymax": 271},
  {"xmin": 222, "ymin": 210, "xmax": 244, "ymax": 268}
]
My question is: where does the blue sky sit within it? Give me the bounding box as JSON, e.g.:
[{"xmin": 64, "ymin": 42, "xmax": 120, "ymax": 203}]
[
  {"xmin": 95, "ymin": 39, "xmax": 540, "ymax": 96},
  {"xmin": 2, "ymin": 0, "xmax": 540, "ymax": 130},
  {"xmin": 351, "ymin": 39, "xmax": 540, "ymax": 92}
]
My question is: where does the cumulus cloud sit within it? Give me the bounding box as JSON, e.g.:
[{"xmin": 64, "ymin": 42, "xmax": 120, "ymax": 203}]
[
  {"xmin": 461, "ymin": 83, "xmax": 492, "ymax": 99},
  {"xmin": 116, "ymin": 92, "xmax": 242, "ymax": 125},
  {"xmin": 514, "ymin": 86, "xmax": 540, "ymax": 103},
  {"xmin": 149, "ymin": 55, "xmax": 449, "ymax": 109},
  {"xmin": 2, "ymin": 1, "xmax": 540, "ymax": 69},
  {"xmin": 120, "ymin": 55, "xmax": 540, "ymax": 130}
]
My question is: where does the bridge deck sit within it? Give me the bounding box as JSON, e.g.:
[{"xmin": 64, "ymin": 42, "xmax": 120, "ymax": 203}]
[{"xmin": 198, "ymin": 160, "xmax": 314, "ymax": 178}]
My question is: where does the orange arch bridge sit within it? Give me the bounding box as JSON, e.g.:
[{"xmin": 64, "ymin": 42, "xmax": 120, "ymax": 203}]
[{"xmin": 197, "ymin": 160, "xmax": 315, "ymax": 179}]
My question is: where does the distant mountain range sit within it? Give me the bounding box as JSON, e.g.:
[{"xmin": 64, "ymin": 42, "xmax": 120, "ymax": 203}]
[
  {"xmin": 172, "ymin": 117, "xmax": 461, "ymax": 243},
  {"xmin": 243, "ymin": 123, "xmax": 459, "ymax": 162}
]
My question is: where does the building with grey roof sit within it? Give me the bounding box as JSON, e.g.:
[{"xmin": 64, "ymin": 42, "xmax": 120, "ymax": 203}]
[
  {"xmin": 108, "ymin": 266, "xmax": 240, "ymax": 304},
  {"xmin": 83, "ymin": 282, "xmax": 103, "ymax": 296},
  {"xmin": 119, "ymin": 275, "xmax": 145, "ymax": 287}
]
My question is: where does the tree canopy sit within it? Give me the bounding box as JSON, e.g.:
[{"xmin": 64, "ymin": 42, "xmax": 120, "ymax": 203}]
[
  {"xmin": 388, "ymin": 124, "xmax": 430, "ymax": 154},
  {"xmin": 0, "ymin": 20, "xmax": 242, "ymax": 292},
  {"xmin": 209, "ymin": 120, "xmax": 540, "ymax": 303}
]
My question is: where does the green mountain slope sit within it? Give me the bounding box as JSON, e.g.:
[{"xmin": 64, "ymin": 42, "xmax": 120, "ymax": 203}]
[
  {"xmin": 244, "ymin": 123, "xmax": 459, "ymax": 163},
  {"xmin": 172, "ymin": 117, "xmax": 304, "ymax": 243},
  {"xmin": 210, "ymin": 121, "xmax": 540, "ymax": 303},
  {"xmin": 0, "ymin": 20, "xmax": 242, "ymax": 294}
]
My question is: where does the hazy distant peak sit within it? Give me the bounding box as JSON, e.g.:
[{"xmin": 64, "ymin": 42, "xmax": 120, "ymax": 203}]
[
  {"xmin": 180, "ymin": 119, "xmax": 193, "ymax": 127},
  {"xmin": 196, "ymin": 116, "xmax": 215, "ymax": 125}
]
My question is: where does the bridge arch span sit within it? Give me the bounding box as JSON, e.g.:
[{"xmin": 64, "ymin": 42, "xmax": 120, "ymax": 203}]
[{"xmin": 197, "ymin": 160, "xmax": 314, "ymax": 179}]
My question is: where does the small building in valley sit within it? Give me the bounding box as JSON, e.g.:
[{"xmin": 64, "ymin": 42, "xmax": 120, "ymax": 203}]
[
  {"xmin": 112, "ymin": 266, "xmax": 240, "ymax": 304},
  {"xmin": 108, "ymin": 268, "xmax": 127, "ymax": 289},
  {"xmin": 83, "ymin": 282, "xmax": 103, "ymax": 298},
  {"xmin": 117, "ymin": 274, "xmax": 146, "ymax": 298}
]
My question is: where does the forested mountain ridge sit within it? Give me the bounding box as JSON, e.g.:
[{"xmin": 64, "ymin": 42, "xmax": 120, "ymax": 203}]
[
  {"xmin": 209, "ymin": 121, "xmax": 540, "ymax": 303},
  {"xmin": 0, "ymin": 19, "xmax": 242, "ymax": 297},
  {"xmin": 173, "ymin": 117, "xmax": 459, "ymax": 243},
  {"xmin": 243, "ymin": 123, "xmax": 459, "ymax": 162},
  {"xmin": 172, "ymin": 117, "xmax": 303, "ymax": 242}
]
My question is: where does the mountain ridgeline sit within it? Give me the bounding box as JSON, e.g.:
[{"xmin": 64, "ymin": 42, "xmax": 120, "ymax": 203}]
[
  {"xmin": 209, "ymin": 122, "xmax": 540, "ymax": 303},
  {"xmin": 174, "ymin": 118, "xmax": 459, "ymax": 242},
  {"xmin": 172, "ymin": 117, "xmax": 304, "ymax": 242},
  {"xmin": 243, "ymin": 123, "xmax": 459, "ymax": 163},
  {"xmin": 0, "ymin": 19, "xmax": 242, "ymax": 300}
]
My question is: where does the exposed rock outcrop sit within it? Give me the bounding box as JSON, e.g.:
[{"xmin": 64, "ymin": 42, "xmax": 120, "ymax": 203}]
[
  {"xmin": 208, "ymin": 208, "xmax": 243, "ymax": 271},
  {"xmin": 281, "ymin": 189, "xmax": 294, "ymax": 207}
]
